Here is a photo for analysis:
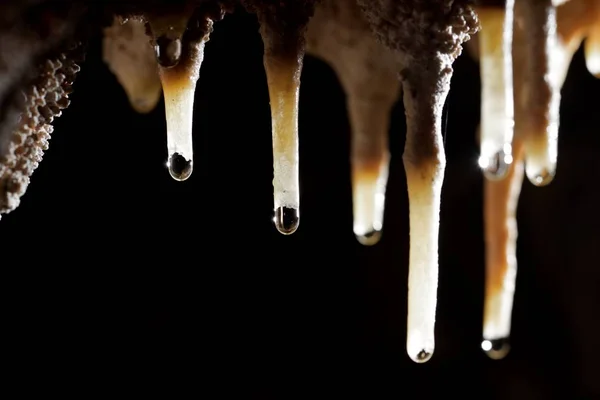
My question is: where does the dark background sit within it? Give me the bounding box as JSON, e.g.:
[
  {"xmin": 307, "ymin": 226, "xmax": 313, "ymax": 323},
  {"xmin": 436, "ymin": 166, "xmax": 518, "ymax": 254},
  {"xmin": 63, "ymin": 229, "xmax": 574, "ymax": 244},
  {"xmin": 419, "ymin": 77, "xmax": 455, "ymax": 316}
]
[{"xmin": 1, "ymin": 8, "xmax": 599, "ymax": 398}]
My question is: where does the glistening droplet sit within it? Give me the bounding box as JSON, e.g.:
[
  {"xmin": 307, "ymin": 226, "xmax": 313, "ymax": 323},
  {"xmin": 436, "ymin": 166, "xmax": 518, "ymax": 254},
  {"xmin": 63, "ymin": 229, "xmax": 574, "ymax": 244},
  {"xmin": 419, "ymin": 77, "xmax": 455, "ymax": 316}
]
[
  {"xmin": 481, "ymin": 337, "xmax": 511, "ymax": 360},
  {"xmin": 526, "ymin": 166, "xmax": 555, "ymax": 187},
  {"xmin": 480, "ymin": 150, "xmax": 511, "ymax": 181},
  {"xmin": 355, "ymin": 229, "xmax": 381, "ymax": 246},
  {"xmin": 155, "ymin": 36, "xmax": 182, "ymax": 68},
  {"xmin": 168, "ymin": 152, "xmax": 193, "ymax": 181},
  {"xmin": 411, "ymin": 349, "xmax": 433, "ymax": 364},
  {"xmin": 273, "ymin": 206, "xmax": 299, "ymax": 235}
]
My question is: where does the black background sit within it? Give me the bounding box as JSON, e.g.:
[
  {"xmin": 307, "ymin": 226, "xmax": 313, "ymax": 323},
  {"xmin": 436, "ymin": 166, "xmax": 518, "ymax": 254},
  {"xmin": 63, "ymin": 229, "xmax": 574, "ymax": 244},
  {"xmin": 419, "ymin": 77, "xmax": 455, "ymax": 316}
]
[{"xmin": 1, "ymin": 8, "xmax": 599, "ymax": 398}]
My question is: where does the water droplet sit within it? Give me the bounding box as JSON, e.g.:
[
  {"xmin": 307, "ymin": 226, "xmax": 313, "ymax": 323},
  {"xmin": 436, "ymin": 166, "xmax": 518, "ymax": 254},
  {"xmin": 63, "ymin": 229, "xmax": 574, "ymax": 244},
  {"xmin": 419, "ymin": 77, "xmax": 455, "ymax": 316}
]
[
  {"xmin": 168, "ymin": 153, "xmax": 192, "ymax": 181},
  {"xmin": 412, "ymin": 349, "xmax": 433, "ymax": 364},
  {"xmin": 481, "ymin": 150, "xmax": 511, "ymax": 181},
  {"xmin": 273, "ymin": 206, "xmax": 299, "ymax": 235},
  {"xmin": 355, "ymin": 229, "xmax": 381, "ymax": 246},
  {"xmin": 481, "ymin": 337, "xmax": 510, "ymax": 360},
  {"xmin": 155, "ymin": 36, "xmax": 182, "ymax": 68},
  {"xmin": 527, "ymin": 167, "xmax": 555, "ymax": 187}
]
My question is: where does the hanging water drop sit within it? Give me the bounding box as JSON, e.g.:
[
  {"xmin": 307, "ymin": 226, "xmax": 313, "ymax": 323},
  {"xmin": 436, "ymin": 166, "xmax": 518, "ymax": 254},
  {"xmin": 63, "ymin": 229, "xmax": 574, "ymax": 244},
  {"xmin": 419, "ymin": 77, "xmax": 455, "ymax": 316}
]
[
  {"xmin": 155, "ymin": 35, "xmax": 182, "ymax": 68},
  {"xmin": 479, "ymin": 148, "xmax": 512, "ymax": 180},
  {"xmin": 527, "ymin": 166, "xmax": 555, "ymax": 187},
  {"xmin": 168, "ymin": 152, "xmax": 193, "ymax": 181},
  {"xmin": 481, "ymin": 337, "xmax": 511, "ymax": 360},
  {"xmin": 273, "ymin": 206, "xmax": 299, "ymax": 235},
  {"xmin": 356, "ymin": 229, "xmax": 382, "ymax": 247},
  {"xmin": 411, "ymin": 349, "xmax": 433, "ymax": 364}
]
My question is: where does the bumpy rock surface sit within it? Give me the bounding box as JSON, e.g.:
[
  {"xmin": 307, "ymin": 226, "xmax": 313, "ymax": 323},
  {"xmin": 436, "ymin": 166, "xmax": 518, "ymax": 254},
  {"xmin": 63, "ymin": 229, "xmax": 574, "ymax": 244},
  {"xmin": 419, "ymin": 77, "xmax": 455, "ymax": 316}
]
[
  {"xmin": 0, "ymin": 44, "xmax": 82, "ymax": 216},
  {"xmin": 0, "ymin": 1, "xmax": 86, "ymax": 158},
  {"xmin": 356, "ymin": 0, "xmax": 479, "ymax": 62}
]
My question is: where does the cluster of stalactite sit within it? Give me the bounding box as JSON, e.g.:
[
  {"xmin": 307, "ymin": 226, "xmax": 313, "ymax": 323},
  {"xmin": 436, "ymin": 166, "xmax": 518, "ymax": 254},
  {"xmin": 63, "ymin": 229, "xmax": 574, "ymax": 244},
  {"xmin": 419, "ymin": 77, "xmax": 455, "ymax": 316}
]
[{"xmin": 0, "ymin": 0, "xmax": 598, "ymax": 363}]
